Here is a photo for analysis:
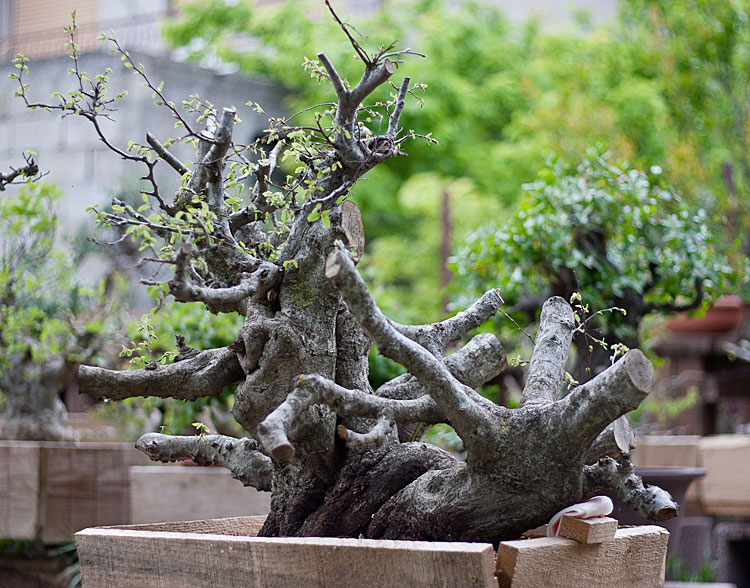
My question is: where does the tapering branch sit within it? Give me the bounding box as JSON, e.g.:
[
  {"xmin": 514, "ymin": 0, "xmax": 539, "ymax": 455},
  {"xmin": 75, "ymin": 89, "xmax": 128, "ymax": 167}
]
[
  {"xmin": 317, "ymin": 51, "xmax": 394, "ymax": 131},
  {"xmin": 387, "ymin": 77, "xmax": 411, "ymax": 139},
  {"xmin": 317, "ymin": 52, "xmax": 348, "ymax": 104},
  {"xmin": 520, "ymin": 296, "xmax": 575, "ymax": 407},
  {"xmin": 167, "ymin": 244, "xmax": 277, "ymax": 314},
  {"xmin": 584, "ymin": 416, "xmax": 636, "ymax": 463},
  {"xmin": 584, "ymin": 456, "xmax": 678, "ymax": 522},
  {"xmin": 257, "ymin": 374, "xmax": 436, "ymax": 460},
  {"xmin": 78, "ymin": 347, "xmax": 244, "ymax": 401},
  {"xmin": 136, "ymin": 433, "xmax": 272, "ymax": 491},
  {"xmin": 390, "ymin": 289, "xmax": 503, "ymax": 354},
  {"xmin": 377, "ymin": 333, "xmax": 505, "ymax": 401},
  {"xmin": 258, "ymin": 331, "xmax": 506, "ymax": 459},
  {"xmin": 336, "ymin": 417, "xmax": 395, "ymax": 451}
]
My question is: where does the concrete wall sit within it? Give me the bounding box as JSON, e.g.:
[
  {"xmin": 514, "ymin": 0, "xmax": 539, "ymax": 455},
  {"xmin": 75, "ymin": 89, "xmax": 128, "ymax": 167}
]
[{"xmin": 0, "ymin": 50, "xmax": 285, "ymax": 234}]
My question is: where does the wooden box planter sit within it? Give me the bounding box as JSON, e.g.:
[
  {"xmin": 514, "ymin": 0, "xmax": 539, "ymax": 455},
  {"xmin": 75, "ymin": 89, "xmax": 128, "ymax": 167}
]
[
  {"xmin": 699, "ymin": 434, "xmax": 750, "ymax": 515},
  {"xmin": 0, "ymin": 440, "xmax": 150, "ymax": 544},
  {"xmin": 76, "ymin": 516, "xmax": 669, "ymax": 588}
]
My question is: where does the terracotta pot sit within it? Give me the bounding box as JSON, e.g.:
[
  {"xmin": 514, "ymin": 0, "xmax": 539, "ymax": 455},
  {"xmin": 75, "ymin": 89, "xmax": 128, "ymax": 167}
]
[{"xmin": 666, "ymin": 296, "xmax": 744, "ymax": 333}]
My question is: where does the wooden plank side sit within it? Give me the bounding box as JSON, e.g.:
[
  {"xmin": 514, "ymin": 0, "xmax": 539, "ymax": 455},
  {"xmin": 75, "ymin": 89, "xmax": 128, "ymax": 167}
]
[
  {"xmin": 497, "ymin": 526, "xmax": 669, "ymax": 588},
  {"xmin": 0, "ymin": 442, "xmax": 41, "ymax": 540},
  {"xmin": 104, "ymin": 515, "xmax": 269, "ymax": 537},
  {"xmin": 39, "ymin": 443, "xmax": 149, "ymax": 543},
  {"xmin": 76, "ymin": 529, "xmax": 497, "ymax": 588},
  {"xmin": 632, "ymin": 435, "xmax": 701, "ymax": 468},
  {"xmin": 699, "ymin": 434, "xmax": 750, "ymax": 512}
]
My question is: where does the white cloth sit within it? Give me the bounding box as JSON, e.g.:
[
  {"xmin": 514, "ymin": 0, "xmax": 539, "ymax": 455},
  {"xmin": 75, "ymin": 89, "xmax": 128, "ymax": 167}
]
[{"xmin": 546, "ymin": 495, "xmax": 614, "ymax": 537}]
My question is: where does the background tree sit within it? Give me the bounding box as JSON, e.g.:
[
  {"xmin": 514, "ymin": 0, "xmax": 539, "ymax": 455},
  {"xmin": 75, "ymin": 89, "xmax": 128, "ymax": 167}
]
[
  {"xmin": 455, "ymin": 147, "xmax": 746, "ymax": 383},
  {"xmin": 161, "ymin": 0, "xmax": 748, "ymax": 323},
  {"xmin": 0, "ymin": 177, "xmax": 122, "ymax": 440},
  {"xmin": 14, "ymin": 10, "xmax": 679, "ymax": 544}
]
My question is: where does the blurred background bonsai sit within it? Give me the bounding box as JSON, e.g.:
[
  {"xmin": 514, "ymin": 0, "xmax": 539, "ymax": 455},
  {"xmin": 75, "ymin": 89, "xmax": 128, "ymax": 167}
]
[
  {"xmin": 0, "ymin": 176, "xmax": 123, "ymax": 441},
  {"xmin": 455, "ymin": 147, "xmax": 747, "ymax": 386}
]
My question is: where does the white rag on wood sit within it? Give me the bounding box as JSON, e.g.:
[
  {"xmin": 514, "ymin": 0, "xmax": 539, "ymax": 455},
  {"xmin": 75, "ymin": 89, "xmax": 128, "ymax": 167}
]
[{"xmin": 546, "ymin": 495, "xmax": 614, "ymax": 537}]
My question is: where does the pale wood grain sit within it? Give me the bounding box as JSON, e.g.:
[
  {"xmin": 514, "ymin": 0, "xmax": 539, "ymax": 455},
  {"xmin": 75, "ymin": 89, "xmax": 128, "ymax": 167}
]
[
  {"xmin": 700, "ymin": 434, "xmax": 750, "ymax": 513},
  {"xmin": 497, "ymin": 526, "xmax": 669, "ymax": 588},
  {"xmin": 0, "ymin": 441, "xmax": 149, "ymax": 542},
  {"xmin": 76, "ymin": 522, "xmax": 497, "ymax": 588}
]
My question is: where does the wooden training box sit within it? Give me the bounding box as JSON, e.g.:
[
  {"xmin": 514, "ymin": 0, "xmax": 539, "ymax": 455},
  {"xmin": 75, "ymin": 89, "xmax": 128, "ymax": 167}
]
[
  {"xmin": 76, "ymin": 516, "xmax": 669, "ymax": 588},
  {"xmin": 0, "ymin": 440, "xmax": 150, "ymax": 543}
]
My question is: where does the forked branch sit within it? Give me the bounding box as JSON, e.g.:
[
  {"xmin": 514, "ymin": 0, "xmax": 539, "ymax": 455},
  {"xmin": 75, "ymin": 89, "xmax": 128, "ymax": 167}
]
[{"xmin": 324, "ymin": 247, "xmax": 498, "ymax": 448}]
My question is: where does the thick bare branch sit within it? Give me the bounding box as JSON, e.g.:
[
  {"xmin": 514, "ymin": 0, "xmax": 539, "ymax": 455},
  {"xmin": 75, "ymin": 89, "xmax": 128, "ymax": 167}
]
[
  {"xmin": 583, "ymin": 457, "xmax": 678, "ymax": 522},
  {"xmin": 377, "ymin": 333, "xmax": 505, "ymax": 402},
  {"xmin": 78, "ymin": 347, "xmax": 244, "ymax": 401},
  {"xmin": 136, "ymin": 433, "xmax": 272, "ymax": 491},
  {"xmin": 336, "ymin": 417, "xmax": 396, "ymax": 451},
  {"xmin": 560, "ymin": 350, "xmax": 653, "ymax": 451},
  {"xmin": 257, "ymin": 374, "xmax": 437, "ymax": 460},
  {"xmin": 520, "ymin": 296, "xmax": 575, "ymax": 407},
  {"xmin": 584, "ymin": 416, "xmax": 636, "ymax": 464},
  {"xmin": 317, "ymin": 52, "xmax": 348, "ymax": 104},
  {"xmin": 387, "ymin": 77, "xmax": 411, "ymax": 139},
  {"xmin": 168, "ymin": 244, "xmax": 276, "ymax": 314},
  {"xmin": 258, "ymin": 331, "xmax": 507, "ymax": 459}
]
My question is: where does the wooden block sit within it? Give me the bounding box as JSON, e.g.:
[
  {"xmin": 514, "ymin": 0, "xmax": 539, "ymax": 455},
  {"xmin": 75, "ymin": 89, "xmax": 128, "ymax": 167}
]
[
  {"xmin": 699, "ymin": 434, "xmax": 750, "ymax": 514},
  {"xmin": 129, "ymin": 466, "xmax": 271, "ymax": 524},
  {"xmin": 76, "ymin": 519, "xmax": 497, "ymax": 588},
  {"xmin": 558, "ymin": 516, "xmax": 617, "ymax": 544},
  {"xmin": 497, "ymin": 525, "xmax": 669, "ymax": 588},
  {"xmin": 38, "ymin": 442, "xmax": 150, "ymax": 543}
]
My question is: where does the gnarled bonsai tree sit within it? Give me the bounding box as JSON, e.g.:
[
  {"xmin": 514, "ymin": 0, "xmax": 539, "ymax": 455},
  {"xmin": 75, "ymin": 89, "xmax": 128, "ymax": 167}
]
[
  {"xmin": 456, "ymin": 148, "xmax": 745, "ymax": 382},
  {"xmin": 14, "ymin": 9, "xmax": 677, "ymax": 544}
]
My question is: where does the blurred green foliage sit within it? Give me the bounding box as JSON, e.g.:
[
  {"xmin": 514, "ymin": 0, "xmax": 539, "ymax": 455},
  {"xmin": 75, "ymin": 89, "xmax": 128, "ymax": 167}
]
[
  {"xmin": 0, "ymin": 182, "xmax": 119, "ymax": 373},
  {"xmin": 162, "ymin": 0, "xmax": 749, "ymax": 327},
  {"xmin": 454, "ymin": 147, "xmax": 747, "ymax": 379}
]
